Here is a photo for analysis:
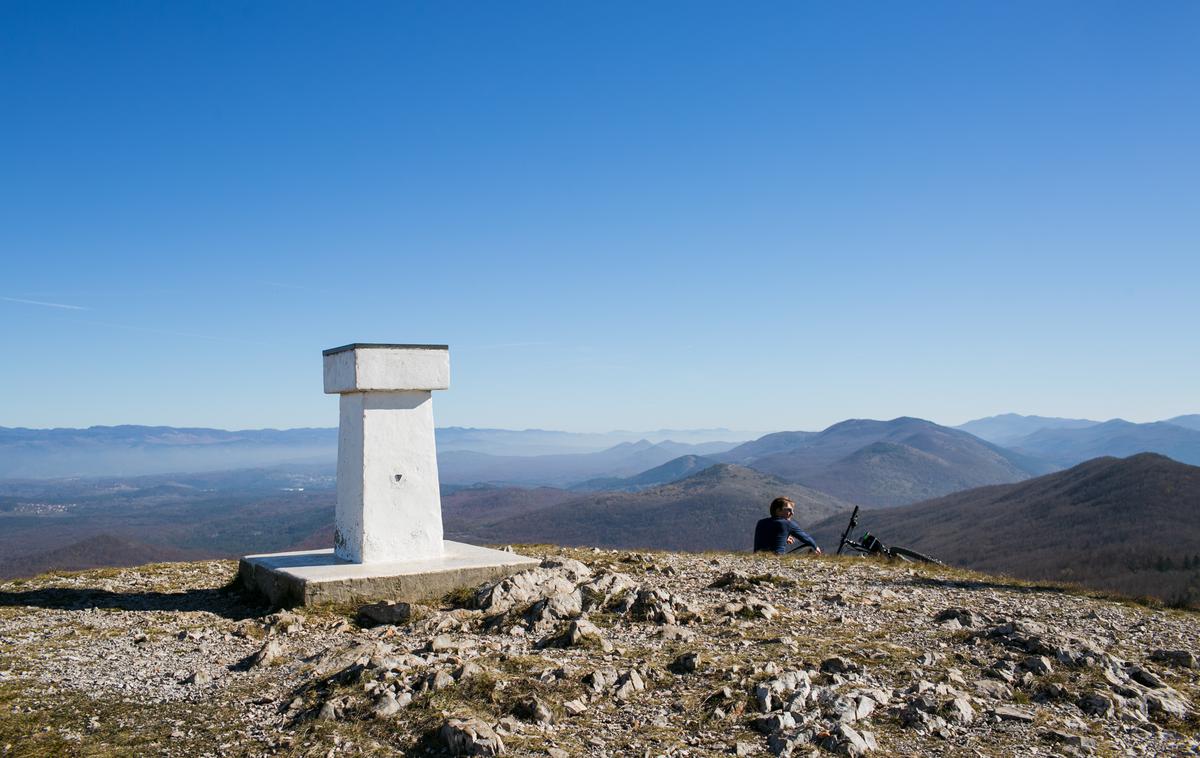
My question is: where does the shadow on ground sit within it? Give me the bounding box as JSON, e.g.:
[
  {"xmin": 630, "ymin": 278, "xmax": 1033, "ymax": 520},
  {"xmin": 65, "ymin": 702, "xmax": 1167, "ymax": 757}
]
[{"xmin": 0, "ymin": 585, "xmax": 269, "ymax": 620}]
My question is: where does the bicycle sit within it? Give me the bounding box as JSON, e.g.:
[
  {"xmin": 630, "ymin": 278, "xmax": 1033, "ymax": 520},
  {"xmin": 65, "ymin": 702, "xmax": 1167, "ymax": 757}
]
[{"xmin": 790, "ymin": 505, "xmax": 944, "ymax": 565}]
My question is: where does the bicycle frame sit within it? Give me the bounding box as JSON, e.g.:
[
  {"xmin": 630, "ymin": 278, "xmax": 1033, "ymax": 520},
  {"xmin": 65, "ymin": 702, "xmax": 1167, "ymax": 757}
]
[
  {"xmin": 836, "ymin": 505, "xmax": 860, "ymax": 556},
  {"xmin": 832, "ymin": 505, "xmax": 943, "ymax": 565}
]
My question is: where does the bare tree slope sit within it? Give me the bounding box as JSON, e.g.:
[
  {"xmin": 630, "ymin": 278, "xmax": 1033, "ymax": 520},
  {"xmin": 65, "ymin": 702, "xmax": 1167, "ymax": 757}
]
[{"xmin": 810, "ymin": 453, "xmax": 1200, "ymax": 606}]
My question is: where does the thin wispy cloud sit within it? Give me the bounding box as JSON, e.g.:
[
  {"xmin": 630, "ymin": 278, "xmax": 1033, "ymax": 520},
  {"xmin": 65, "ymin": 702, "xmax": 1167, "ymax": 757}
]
[
  {"xmin": 467, "ymin": 341, "xmax": 554, "ymax": 350},
  {"xmin": 75, "ymin": 319, "xmax": 275, "ymax": 347},
  {"xmin": 0, "ymin": 296, "xmax": 89, "ymax": 311}
]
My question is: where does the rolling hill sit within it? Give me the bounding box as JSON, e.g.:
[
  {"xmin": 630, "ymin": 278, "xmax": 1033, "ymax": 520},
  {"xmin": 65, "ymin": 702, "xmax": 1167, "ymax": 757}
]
[
  {"xmin": 717, "ymin": 431, "xmax": 817, "ymax": 464},
  {"xmin": 0, "ymin": 534, "xmax": 204, "ymax": 578},
  {"xmin": 569, "ymin": 454, "xmax": 717, "ymax": 492},
  {"xmin": 472, "ymin": 463, "xmax": 852, "ymax": 552},
  {"xmin": 720, "ymin": 417, "xmax": 1055, "ymax": 507},
  {"xmin": 809, "ymin": 453, "xmax": 1200, "ymax": 606},
  {"xmin": 436, "ymin": 439, "xmax": 737, "ymax": 487}
]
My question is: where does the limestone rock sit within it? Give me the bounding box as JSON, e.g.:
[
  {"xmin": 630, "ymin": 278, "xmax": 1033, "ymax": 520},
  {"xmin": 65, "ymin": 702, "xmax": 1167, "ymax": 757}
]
[
  {"xmin": 455, "ymin": 661, "xmax": 486, "ymax": 681},
  {"xmin": 578, "ymin": 570, "xmax": 634, "ymax": 611},
  {"xmin": 747, "ymin": 599, "xmax": 778, "ymax": 621},
  {"xmin": 526, "ymin": 589, "xmax": 583, "ymax": 626},
  {"xmin": 754, "ymin": 670, "xmax": 811, "ymax": 713},
  {"xmin": 822, "ymin": 723, "xmax": 875, "ymax": 757},
  {"xmin": 669, "ymin": 652, "xmax": 701, "ymax": 674},
  {"xmin": 942, "ymin": 697, "xmax": 975, "ymax": 724},
  {"xmin": 370, "ymin": 692, "xmax": 403, "ymax": 719},
  {"xmin": 629, "ymin": 587, "xmax": 698, "ymax": 625},
  {"xmin": 656, "ymin": 624, "xmax": 696, "ymax": 642},
  {"xmin": 538, "ymin": 619, "xmax": 614, "ymax": 652},
  {"xmin": 263, "ymin": 611, "xmax": 305, "ymax": 635},
  {"xmin": 440, "ymin": 717, "xmax": 505, "ymax": 756},
  {"xmin": 933, "ymin": 607, "xmax": 980, "ymax": 628},
  {"xmin": 1149, "ymin": 649, "xmax": 1197, "ymax": 669},
  {"xmin": 514, "ymin": 695, "xmax": 554, "ymax": 725},
  {"xmin": 1127, "ymin": 665, "xmax": 1164, "ymax": 689},
  {"xmin": 475, "ymin": 568, "xmax": 577, "ymax": 616},
  {"xmin": 316, "ymin": 701, "xmax": 338, "ymax": 721},
  {"xmin": 582, "ymin": 668, "xmax": 618, "ymax": 694},
  {"xmin": 614, "ymin": 669, "xmax": 645, "ymax": 700},
  {"xmin": 820, "ymin": 656, "xmax": 860, "ymax": 676},
  {"xmin": 992, "ymin": 705, "xmax": 1034, "ymax": 722},
  {"xmin": 973, "ymin": 679, "xmax": 1012, "ymax": 700},
  {"xmin": 427, "ymin": 669, "xmax": 456, "ymax": 692},
  {"xmin": 754, "ymin": 711, "xmax": 795, "ymax": 734},
  {"xmin": 249, "ymin": 639, "xmax": 283, "ymax": 668},
  {"xmin": 183, "ymin": 669, "xmax": 211, "ymax": 686},
  {"xmin": 1078, "ymin": 691, "xmax": 1114, "ymax": 717},
  {"xmin": 1041, "ymin": 729, "xmax": 1097, "ymax": 752},
  {"xmin": 1145, "ymin": 690, "xmax": 1191, "ymax": 719},
  {"xmin": 709, "ymin": 570, "xmax": 755, "ymax": 591},
  {"xmin": 1022, "ymin": 655, "xmax": 1054, "ymax": 676},
  {"xmin": 537, "ymin": 557, "xmax": 593, "ymax": 583}
]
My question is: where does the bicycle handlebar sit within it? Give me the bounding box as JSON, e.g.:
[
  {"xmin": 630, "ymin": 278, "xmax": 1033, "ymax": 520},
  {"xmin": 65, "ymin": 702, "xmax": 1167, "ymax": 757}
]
[{"xmin": 836, "ymin": 506, "xmax": 860, "ymax": 556}]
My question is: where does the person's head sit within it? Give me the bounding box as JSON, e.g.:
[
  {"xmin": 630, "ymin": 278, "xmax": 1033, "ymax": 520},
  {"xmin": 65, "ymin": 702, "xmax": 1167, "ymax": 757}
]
[{"xmin": 769, "ymin": 496, "xmax": 795, "ymax": 518}]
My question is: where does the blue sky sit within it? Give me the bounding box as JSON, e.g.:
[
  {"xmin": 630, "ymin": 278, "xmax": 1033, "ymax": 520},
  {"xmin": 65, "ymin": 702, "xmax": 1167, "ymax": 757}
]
[{"xmin": 2, "ymin": 2, "xmax": 1197, "ymax": 432}]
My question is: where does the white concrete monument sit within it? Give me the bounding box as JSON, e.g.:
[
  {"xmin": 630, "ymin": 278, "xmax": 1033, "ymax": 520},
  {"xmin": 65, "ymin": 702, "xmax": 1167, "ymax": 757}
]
[
  {"xmin": 239, "ymin": 343, "xmax": 537, "ymax": 607},
  {"xmin": 323, "ymin": 343, "xmax": 449, "ymax": 563}
]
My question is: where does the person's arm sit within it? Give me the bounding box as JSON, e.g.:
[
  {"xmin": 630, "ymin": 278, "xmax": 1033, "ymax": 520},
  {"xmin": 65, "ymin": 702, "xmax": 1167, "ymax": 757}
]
[{"xmin": 787, "ymin": 522, "xmax": 821, "ymax": 553}]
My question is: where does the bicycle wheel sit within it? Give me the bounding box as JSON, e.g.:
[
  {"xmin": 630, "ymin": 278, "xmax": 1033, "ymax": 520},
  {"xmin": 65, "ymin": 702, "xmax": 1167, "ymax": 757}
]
[{"xmin": 888, "ymin": 546, "xmax": 944, "ymax": 566}]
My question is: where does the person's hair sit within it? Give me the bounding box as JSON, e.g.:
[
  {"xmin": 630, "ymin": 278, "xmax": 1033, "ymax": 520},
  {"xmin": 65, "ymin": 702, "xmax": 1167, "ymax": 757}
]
[{"xmin": 770, "ymin": 497, "xmax": 795, "ymax": 517}]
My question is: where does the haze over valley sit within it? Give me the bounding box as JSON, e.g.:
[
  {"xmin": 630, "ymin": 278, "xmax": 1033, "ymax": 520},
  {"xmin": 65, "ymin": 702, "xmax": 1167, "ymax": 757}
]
[{"xmin": 3, "ymin": 412, "xmax": 1199, "ymax": 608}]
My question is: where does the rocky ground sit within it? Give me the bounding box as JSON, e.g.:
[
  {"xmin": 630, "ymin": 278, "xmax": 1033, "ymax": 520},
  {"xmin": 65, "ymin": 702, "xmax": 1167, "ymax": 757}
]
[{"xmin": 0, "ymin": 548, "xmax": 1197, "ymax": 757}]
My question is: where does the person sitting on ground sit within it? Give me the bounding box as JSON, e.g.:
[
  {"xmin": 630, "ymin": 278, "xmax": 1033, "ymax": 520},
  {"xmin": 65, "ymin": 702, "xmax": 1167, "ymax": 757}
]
[{"xmin": 753, "ymin": 496, "xmax": 822, "ymax": 555}]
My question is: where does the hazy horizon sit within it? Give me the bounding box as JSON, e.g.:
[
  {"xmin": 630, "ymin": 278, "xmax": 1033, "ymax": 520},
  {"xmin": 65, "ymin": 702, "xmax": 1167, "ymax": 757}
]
[{"xmin": 3, "ymin": 410, "xmax": 1198, "ymax": 436}]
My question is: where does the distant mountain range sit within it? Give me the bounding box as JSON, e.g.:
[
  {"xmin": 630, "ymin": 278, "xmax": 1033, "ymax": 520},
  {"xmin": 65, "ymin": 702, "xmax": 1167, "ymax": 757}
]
[
  {"xmin": 6, "ymin": 415, "xmax": 1199, "ymax": 488},
  {"xmin": 1007, "ymin": 419, "xmax": 1200, "ymax": 467},
  {"xmin": 436, "ymin": 426, "xmax": 759, "ymax": 456},
  {"xmin": 0, "ymin": 425, "xmax": 338, "ymax": 478},
  {"xmin": 1168, "ymin": 414, "xmax": 1200, "ymax": 431},
  {"xmin": 0, "ymin": 425, "xmax": 754, "ymax": 479},
  {"xmin": 954, "ymin": 413, "xmax": 1100, "ymax": 446},
  {"xmin": 711, "ymin": 417, "xmax": 1055, "ymax": 507},
  {"xmin": 4, "ymin": 436, "xmax": 1199, "ymax": 608},
  {"xmin": 456, "ymin": 463, "xmax": 852, "ymax": 552},
  {"xmin": 809, "ymin": 454, "xmax": 1200, "ymax": 606}
]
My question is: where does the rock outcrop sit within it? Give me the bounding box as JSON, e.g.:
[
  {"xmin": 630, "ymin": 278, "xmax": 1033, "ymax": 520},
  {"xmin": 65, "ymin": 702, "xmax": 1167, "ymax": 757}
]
[{"xmin": 0, "ymin": 549, "xmax": 1197, "ymax": 756}]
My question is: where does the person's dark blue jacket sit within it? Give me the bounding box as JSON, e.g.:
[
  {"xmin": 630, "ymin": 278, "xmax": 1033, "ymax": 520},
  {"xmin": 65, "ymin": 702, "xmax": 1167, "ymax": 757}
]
[{"xmin": 753, "ymin": 516, "xmax": 819, "ymax": 554}]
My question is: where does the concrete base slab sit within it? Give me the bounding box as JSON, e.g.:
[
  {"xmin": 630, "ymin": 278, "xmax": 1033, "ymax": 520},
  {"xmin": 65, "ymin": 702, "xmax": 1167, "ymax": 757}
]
[{"xmin": 239, "ymin": 541, "xmax": 539, "ymax": 607}]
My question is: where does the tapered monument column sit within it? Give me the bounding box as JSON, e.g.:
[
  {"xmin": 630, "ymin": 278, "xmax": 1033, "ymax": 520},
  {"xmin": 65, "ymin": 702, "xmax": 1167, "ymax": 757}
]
[
  {"xmin": 238, "ymin": 341, "xmax": 537, "ymax": 607},
  {"xmin": 323, "ymin": 343, "xmax": 449, "ymax": 563}
]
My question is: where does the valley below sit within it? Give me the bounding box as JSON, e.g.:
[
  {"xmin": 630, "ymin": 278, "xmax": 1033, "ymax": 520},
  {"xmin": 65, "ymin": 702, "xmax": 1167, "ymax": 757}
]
[{"xmin": 2, "ymin": 415, "xmax": 1200, "ymax": 610}]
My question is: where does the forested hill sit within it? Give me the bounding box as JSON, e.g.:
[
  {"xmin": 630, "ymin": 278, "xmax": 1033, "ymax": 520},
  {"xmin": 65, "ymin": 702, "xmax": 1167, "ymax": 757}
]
[{"xmin": 810, "ymin": 453, "xmax": 1200, "ymax": 607}]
